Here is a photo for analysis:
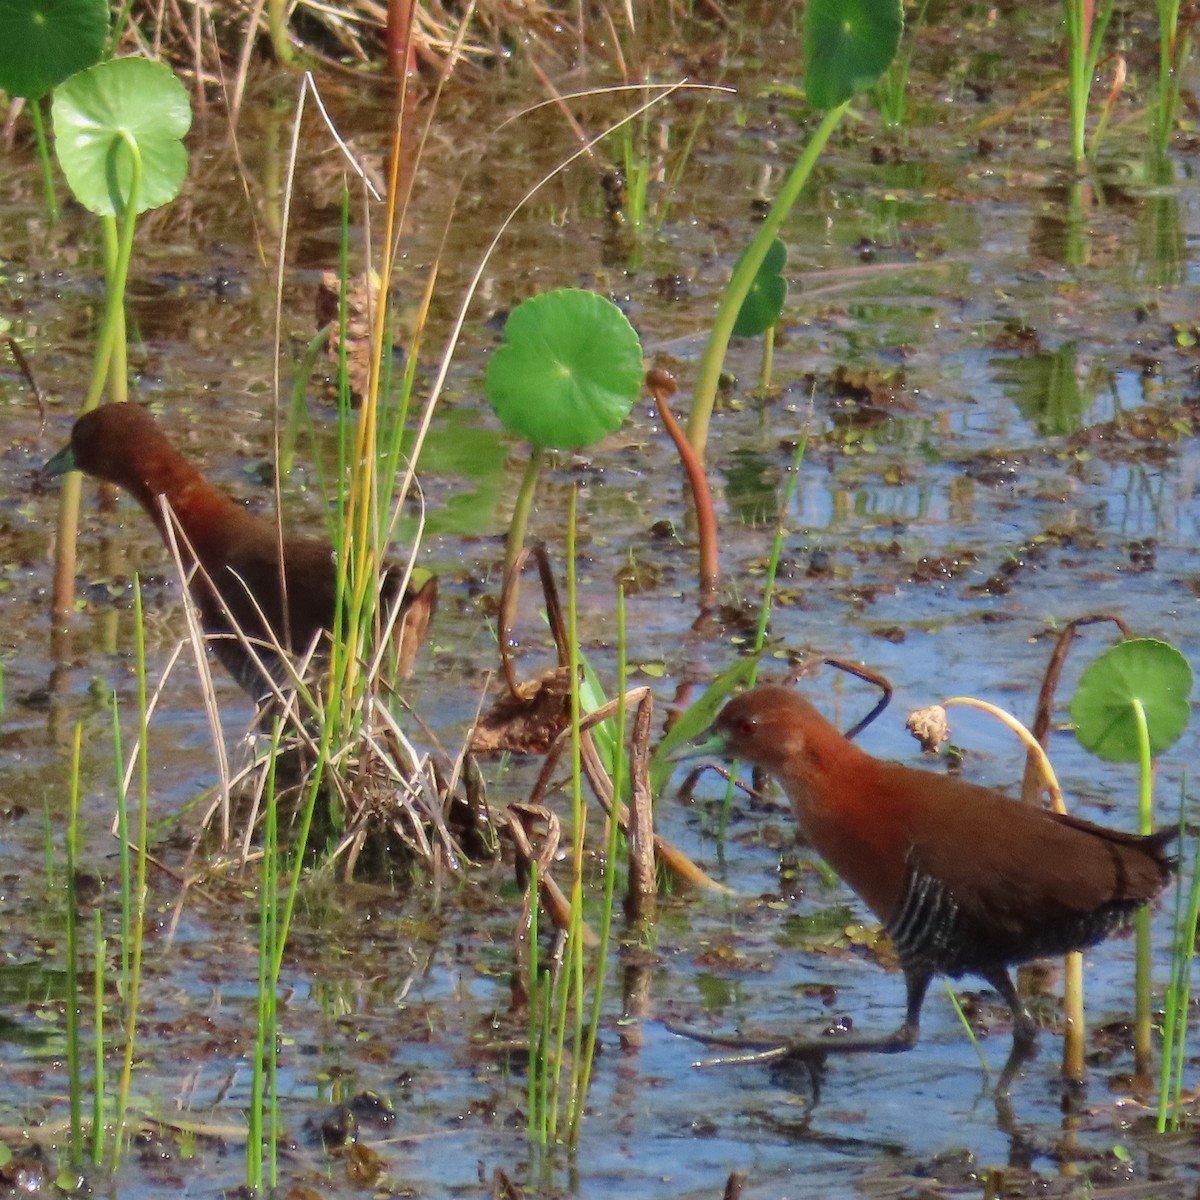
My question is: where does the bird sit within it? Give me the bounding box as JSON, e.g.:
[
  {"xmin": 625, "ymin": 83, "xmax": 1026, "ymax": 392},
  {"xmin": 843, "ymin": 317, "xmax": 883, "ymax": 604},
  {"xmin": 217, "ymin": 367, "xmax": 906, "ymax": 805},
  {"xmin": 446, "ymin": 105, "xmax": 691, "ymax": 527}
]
[
  {"xmin": 690, "ymin": 682, "xmax": 1176, "ymax": 1076},
  {"xmin": 43, "ymin": 403, "xmax": 437, "ymax": 699}
]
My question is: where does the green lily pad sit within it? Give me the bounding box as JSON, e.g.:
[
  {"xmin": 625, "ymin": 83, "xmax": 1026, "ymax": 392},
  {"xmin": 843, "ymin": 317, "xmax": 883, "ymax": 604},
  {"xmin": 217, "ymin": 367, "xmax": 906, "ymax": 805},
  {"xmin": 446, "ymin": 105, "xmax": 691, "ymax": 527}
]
[
  {"xmin": 805, "ymin": 0, "xmax": 904, "ymax": 111},
  {"xmin": 1070, "ymin": 638, "xmax": 1192, "ymax": 762},
  {"xmin": 52, "ymin": 57, "xmax": 191, "ymax": 217},
  {"xmin": 0, "ymin": 0, "xmax": 107, "ymax": 101},
  {"xmin": 486, "ymin": 289, "xmax": 643, "ymax": 451},
  {"xmin": 733, "ymin": 237, "xmax": 787, "ymax": 338}
]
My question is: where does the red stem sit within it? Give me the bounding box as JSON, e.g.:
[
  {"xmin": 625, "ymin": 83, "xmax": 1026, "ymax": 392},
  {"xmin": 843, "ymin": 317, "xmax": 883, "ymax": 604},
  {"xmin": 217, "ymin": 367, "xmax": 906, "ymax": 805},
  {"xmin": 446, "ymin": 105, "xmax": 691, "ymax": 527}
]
[
  {"xmin": 647, "ymin": 372, "xmax": 719, "ymax": 596},
  {"xmin": 387, "ymin": 0, "xmax": 417, "ymax": 80}
]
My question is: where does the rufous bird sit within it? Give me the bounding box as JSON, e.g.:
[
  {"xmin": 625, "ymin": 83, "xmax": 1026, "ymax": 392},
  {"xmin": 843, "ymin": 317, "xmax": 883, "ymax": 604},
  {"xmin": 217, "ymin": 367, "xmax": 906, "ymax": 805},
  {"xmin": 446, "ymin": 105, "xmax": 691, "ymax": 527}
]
[
  {"xmin": 43, "ymin": 404, "xmax": 436, "ymax": 698},
  {"xmin": 692, "ymin": 683, "xmax": 1176, "ymax": 1075}
]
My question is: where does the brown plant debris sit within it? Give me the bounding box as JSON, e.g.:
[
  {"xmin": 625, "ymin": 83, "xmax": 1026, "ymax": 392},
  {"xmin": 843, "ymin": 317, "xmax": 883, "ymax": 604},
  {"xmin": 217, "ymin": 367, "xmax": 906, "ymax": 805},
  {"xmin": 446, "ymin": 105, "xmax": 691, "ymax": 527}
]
[
  {"xmin": 470, "ymin": 666, "xmax": 573, "ymax": 755},
  {"xmin": 316, "ymin": 269, "xmax": 381, "ymax": 406},
  {"xmin": 906, "ymin": 704, "xmax": 949, "ymax": 753},
  {"xmin": 826, "ymin": 364, "xmax": 907, "ymax": 407}
]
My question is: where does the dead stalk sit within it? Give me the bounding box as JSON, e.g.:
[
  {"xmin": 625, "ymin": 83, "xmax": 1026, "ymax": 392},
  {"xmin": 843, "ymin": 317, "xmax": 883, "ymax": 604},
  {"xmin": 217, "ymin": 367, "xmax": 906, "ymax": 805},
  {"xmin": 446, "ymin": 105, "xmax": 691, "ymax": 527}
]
[
  {"xmin": 624, "ymin": 692, "xmax": 657, "ymax": 919},
  {"xmin": 1018, "ymin": 614, "xmax": 1132, "ymax": 805}
]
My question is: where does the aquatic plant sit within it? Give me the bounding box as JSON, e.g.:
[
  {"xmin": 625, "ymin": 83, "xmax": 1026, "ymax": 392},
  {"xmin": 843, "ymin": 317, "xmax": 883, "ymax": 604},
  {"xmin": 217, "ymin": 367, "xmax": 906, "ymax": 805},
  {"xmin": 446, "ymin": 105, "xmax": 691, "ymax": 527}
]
[
  {"xmin": 0, "ymin": 21, "xmax": 187, "ymax": 646},
  {"xmin": 610, "ymin": 85, "xmax": 709, "ymax": 252},
  {"xmin": 47, "ymin": 56, "xmax": 191, "ymax": 624},
  {"xmin": 686, "ymin": 0, "xmax": 903, "ymax": 461},
  {"xmin": 247, "ymin": 720, "xmax": 285, "ymax": 1191},
  {"xmin": 1160, "ymin": 781, "xmax": 1200, "ymax": 1131},
  {"xmin": 55, "ymin": 580, "xmax": 155, "ymax": 1175},
  {"xmin": 0, "ymin": 0, "xmax": 107, "ymax": 217},
  {"xmin": 644, "ymin": 368, "xmax": 720, "ymax": 596},
  {"xmin": 732, "ymin": 237, "xmax": 788, "ymax": 392},
  {"xmin": 1071, "ymin": 636, "xmax": 1193, "ymax": 1076},
  {"xmin": 1062, "ymin": 0, "xmax": 1114, "ymax": 166},
  {"xmin": 63, "ymin": 724, "xmax": 83, "ymax": 1167},
  {"xmin": 108, "ymin": 579, "xmax": 153, "ymax": 1169},
  {"xmin": 1153, "ymin": 0, "xmax": 1191, "ymax": 155},
  {"xmin": 873, "ymin": 0, "xmax": 930, "ymax": 129},
  {"xmin": 485, "ymin": 286, "xmax": 643, "ymax": 592},
  {"xmin": 520, "ymin": 490, "xmax": 605, "ymax": 1151}
]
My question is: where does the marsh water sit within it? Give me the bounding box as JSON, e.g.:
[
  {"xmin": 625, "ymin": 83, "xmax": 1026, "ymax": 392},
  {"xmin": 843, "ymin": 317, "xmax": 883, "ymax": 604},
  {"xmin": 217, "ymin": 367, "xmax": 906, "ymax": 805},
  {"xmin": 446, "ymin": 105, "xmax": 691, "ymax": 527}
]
[{"xmin": 4, "ymin": 3, "xmax": 1200, "ymax": 1196}]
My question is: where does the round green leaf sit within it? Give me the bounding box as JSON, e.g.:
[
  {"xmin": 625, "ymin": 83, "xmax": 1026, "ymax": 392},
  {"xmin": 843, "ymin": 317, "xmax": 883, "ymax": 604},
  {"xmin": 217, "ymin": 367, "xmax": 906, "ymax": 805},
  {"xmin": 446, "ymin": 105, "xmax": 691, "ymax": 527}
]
[
  {"xmin": 1070, "ymin": 638, "xmax": 1193, "ymax": 762},
  {"xmin": 805, "ymin": 0, "xmax": 904, "ymax": 111},
  {"xmin": 733, "ymin": 237, "xmax": 787, "ymax": 338},
  {"xmin": 52, "ymin": 57, "xmax": 191, "ymax": 216},
  {"xmin": 0, "ymin": 0, "xmax": 107, "ymax": 101},
  {"xmin": 486, "ymin": 289, "xmax": 643, "ymax": 451}
]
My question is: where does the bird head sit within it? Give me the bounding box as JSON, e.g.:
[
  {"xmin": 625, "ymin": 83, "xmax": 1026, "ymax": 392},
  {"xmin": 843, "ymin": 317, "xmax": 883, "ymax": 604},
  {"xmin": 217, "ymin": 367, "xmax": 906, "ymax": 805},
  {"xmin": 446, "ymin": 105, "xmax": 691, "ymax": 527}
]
[
  {"xmin": 42, "ymin": 405, "xmax": 173, "ymax": 489},
  {"xmin": 706, "ymin": 684, "xmax": 830, "ymax": 769}
]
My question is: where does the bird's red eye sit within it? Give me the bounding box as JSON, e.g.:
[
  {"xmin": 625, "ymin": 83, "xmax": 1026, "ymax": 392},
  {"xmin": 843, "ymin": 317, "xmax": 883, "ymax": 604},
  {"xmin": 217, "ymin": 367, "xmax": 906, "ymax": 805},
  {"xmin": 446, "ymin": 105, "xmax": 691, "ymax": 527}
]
[{"xmin": 735, "ymin": 717, "xmax": 757, "ymax": 737}]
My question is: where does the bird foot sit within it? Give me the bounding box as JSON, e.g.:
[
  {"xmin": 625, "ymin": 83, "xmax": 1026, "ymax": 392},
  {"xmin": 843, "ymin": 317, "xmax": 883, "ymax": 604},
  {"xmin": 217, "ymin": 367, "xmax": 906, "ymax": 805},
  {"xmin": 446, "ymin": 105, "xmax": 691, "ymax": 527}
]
[
  {"xmin": 664, "ymin": 1019, "xmax": 918, "ymax": 1066},
  {"xmin": 663, "ymin": 1021, "xmax": 806, "ymax": 1065}
]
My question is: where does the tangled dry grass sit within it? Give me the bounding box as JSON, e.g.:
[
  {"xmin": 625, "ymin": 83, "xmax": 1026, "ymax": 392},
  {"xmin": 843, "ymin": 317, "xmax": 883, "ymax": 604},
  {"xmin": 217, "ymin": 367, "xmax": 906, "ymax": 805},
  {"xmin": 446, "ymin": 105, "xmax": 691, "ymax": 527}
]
[{"xmin": 117, "ymin": 0, "xmax": 679, "ymax": 88}]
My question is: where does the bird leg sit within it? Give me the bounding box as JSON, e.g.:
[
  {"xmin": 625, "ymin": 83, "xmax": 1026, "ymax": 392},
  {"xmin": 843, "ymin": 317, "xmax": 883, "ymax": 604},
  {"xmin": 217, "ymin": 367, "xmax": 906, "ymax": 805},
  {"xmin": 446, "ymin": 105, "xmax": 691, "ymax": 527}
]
[
  {"xmin": 667, "ymin": 1024, "xmax": 920, "ymax": 1067},
  {"xmin": 979, "ymin": 966, "xmax": 1039, "ymax": 1050},
  {"xmin": 889, "ymin": 966, "xmax": 931, "ymax": 1050},
  {"xmin": 793, "ymin": 967, "xmax": 930, "ymax": 1056},
  {"xmin": 668, "ymin": 965, "xmax": 1045, "ymax": 1077},
  {"xmin": 666, "ymin": 969, "xmax": 933, "ymax": 1065},
  {"xmin": 980, "ymin": 966, "xmax": 1040, "ymax": 1091}
]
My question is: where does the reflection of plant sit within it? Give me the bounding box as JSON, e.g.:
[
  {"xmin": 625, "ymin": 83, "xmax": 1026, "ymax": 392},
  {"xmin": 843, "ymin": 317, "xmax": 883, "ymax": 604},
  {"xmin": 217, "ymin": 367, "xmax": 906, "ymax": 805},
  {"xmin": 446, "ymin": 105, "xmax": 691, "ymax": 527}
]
[
  {"xmin": 991, "ymin": 342, "xmax": 1097, "ymax": 437},
  {"xmin": 1141, "ymin": 155, "xmax": 1186, "ymax": 289},
  {"xmin": 687, "ymin": 0, "xmax": 902, "ymax": 460}
]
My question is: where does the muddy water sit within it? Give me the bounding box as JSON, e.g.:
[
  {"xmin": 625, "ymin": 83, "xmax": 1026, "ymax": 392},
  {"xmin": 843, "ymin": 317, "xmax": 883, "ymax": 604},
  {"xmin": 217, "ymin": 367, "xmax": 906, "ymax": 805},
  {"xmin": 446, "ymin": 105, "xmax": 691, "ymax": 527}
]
[{"xmin": 3, "ymin": 4, "xmax": 1200, "ymax": 1197}]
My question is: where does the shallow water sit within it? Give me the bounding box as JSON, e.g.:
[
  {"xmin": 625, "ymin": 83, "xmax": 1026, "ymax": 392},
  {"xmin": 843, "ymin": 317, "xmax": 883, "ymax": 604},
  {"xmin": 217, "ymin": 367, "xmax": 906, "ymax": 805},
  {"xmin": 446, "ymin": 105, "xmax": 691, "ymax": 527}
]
[{"xmin": 3, "ymin": 3, "xmax": 1200, "ymax": 1197}]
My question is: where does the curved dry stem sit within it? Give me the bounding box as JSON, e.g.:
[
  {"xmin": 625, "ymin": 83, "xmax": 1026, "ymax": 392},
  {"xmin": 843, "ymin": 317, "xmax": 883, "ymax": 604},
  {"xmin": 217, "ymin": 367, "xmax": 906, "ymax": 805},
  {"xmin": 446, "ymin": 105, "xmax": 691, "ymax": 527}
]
[
  {"xmin": 816, "ymin": 656, "xmax": 893, "ymax": 740},
  {"xmin": 940, "ymin": 696, "xmax": 1064, "ymax": 814},
  {"xmin": 1019, "ymin": 614, "xmax": 1131, "ymax": 805},
  {"xmin": 647, "ymin": 369, "xmax": 719, "ymax": 598}
]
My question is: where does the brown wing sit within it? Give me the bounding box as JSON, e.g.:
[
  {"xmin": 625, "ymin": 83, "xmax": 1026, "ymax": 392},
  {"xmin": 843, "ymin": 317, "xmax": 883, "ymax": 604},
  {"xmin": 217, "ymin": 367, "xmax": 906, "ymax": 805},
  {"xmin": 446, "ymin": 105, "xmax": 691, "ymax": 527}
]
[{"xmin": 888, "ymin": 769, "xmax": 1174, "ymax": 968}]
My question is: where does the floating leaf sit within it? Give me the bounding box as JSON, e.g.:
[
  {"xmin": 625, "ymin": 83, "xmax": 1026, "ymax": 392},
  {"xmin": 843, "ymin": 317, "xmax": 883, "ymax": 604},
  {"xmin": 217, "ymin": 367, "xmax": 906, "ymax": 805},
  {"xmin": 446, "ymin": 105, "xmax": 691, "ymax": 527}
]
[
  {"xmin": 733, "ymin": 238, "xmax": 787, "ymax": 338},
  {"xmin": 486, "ymin": 289, "xmax": 643, "ymax": 451},
  {"xmin": 52, "ymin": 57, "xmax": 191, "ymax": 216},
  {"xmin": 0, "ymin": 0, "xmax": 107, "ymax": 100},
  {"xmin": 805, "ymin": 0, "xmax": 904, "ymax": 111},
  {"xmin": 1071, "ymin": 638, "xmax": 1192, "ymax": 762}
]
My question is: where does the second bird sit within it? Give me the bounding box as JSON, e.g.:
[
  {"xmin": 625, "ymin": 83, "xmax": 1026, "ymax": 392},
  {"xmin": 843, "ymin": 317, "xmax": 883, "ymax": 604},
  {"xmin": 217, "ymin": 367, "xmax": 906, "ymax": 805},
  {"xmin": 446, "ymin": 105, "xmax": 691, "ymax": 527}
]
[
  {"xmin": 44, "ymin": 404, "xmax": 437, "ymax": 698},
  {"xmin": 696, "ymin": 683, "xmax": 1176, "ymax": 1076}
]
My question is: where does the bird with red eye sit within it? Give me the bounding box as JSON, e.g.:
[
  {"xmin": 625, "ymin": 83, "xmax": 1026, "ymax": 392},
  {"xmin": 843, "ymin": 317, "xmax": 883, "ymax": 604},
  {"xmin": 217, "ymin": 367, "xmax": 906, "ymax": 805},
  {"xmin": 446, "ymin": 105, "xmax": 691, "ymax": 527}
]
[
  {"xmin": 42, "ymin": 403, "xmax": 437, "ymax": 700},
  {"xmin": 684, "ymin": 682, "xmax": 1177, "ymax": 1085}
]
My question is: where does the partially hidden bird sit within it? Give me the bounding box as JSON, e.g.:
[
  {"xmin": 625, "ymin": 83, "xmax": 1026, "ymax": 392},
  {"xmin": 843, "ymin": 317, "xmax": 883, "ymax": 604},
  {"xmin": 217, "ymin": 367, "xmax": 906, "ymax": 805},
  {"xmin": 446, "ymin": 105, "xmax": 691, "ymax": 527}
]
[
  {"xmin": 43, "ymin": 403, "xmax": 437, "ymax": 698},
  {"xmin": 692, "ymin": 683, "xmax": 1176, "ymax": 1076}
]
